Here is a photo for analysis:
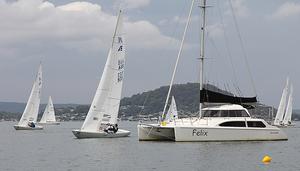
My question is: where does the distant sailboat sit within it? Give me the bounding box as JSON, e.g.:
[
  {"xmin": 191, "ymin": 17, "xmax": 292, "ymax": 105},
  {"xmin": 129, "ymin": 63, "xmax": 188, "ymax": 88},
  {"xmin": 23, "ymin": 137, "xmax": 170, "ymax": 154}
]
[
  {"xmin": 14, "ymin": 64, "xmax": 43, "ymax": 130},
  {"xmin": 274, "ymin": 78, "xmax": 293, "ymax": 126},
  {"xmin": 283, "ymin": 85, "xmax": 293, "ymax": 126},
  {"xmin": 164, "ymin": 96, "xmax": 178, "ymax": 123},
  {"xmin": 39, "ymin": 96, "xmax": 60, "ymax": 125},
  {"xmin": 274, "ymin": 79, "xmax": 289, "ymax": 126},
  {"xmin": 72, "ymin": 10, "xmax": 130, "ymax": 138}
]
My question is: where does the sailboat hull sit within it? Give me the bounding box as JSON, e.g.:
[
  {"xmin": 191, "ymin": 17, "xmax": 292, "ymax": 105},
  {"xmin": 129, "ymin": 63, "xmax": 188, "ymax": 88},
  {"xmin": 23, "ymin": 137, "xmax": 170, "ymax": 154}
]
[
  {"xmin": 38, "ymin": 122, "xmax": 60, "ymax": 125},
  {"xmin": 14, "ymin": 125, "xmax": 43, "ymax": 130},
  {"xmin": 72, "ymin": 129, "xmax": 130, "ymax": 139}
]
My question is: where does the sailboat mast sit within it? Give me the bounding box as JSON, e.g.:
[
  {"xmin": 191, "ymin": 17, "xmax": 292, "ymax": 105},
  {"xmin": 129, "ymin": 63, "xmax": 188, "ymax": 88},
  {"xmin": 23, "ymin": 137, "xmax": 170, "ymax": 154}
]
[{"xmin": 199, "ymin": 0, "xmax": 206, "ymax": 118}]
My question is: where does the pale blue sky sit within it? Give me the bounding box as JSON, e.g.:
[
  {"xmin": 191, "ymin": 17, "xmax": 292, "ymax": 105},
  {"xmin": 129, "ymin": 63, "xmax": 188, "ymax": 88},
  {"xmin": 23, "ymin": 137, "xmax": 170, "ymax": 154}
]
[{"xmin": 0, "ymin": 0, "xmax": 299, "ymax": 108}]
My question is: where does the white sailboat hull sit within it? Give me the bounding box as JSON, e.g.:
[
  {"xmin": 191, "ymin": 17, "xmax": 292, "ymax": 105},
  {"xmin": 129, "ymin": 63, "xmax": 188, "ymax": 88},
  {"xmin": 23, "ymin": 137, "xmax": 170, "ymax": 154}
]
[
  {"xmin": 138, "ymin": 123, "xmax": 288, "ymax": 142},
  {"xmin": 72, "ymin": 129, "xmax": 130, "ymax": 139},
  {"xmin": 14, "ymin": 125, "xmax": 43, "ymax": 130},
  {"xmin": 38, "ymin": 121, "xmax": 60, "ymax": 125}
]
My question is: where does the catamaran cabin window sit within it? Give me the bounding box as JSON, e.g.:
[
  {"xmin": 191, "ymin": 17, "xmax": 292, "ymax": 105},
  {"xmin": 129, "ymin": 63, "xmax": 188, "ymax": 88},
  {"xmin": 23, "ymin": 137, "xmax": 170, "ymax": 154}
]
[
  {"xmin": 219, "ymin": 121, "xmax": 246, "ymax": 127},
  {"xmin": 247, "ymin": 121, "xmax": 266, "ymax": 128},
  {"xmin": 203, "ymin": 110, "xmax": 249, "ymax": 117}
]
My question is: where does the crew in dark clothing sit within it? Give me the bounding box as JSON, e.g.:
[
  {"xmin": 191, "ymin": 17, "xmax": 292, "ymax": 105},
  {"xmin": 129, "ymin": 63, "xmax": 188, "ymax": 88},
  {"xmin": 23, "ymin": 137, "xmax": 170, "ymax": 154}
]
[
  {"xmin": 28, "ymin": 122, "xmax": 35, "ymax": 128},
  {"xmin": 114, "ymin": 124, "xmax": 118, "ymax": 133},
  {"xmin": 104, "ymin": 123, "xmax": 118, "ymax": 133}
]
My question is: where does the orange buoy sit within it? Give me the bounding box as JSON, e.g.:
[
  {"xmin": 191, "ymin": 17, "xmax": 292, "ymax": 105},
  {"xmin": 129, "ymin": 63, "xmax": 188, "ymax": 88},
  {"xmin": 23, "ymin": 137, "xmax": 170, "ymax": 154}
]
[{"xmin": 262, "ymin": 155, "xmax": 272, "ymax": 164}]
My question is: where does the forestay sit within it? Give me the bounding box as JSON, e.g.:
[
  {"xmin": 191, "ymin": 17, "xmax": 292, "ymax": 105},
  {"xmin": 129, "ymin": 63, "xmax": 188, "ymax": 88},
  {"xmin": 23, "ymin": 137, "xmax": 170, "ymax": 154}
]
[
  {"xmin": 18, "ymin": 64, "xmax": 42, "ymax": 126},
  {"xmin": 81, "ymin": 11, "xmax": 125, "ymax": 132}
]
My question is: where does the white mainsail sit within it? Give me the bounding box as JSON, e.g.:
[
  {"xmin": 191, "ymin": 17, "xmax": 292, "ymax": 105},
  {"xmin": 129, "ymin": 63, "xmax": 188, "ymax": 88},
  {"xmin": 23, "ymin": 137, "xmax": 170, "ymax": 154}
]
[
  {"xmin": 283, "ymin": 84, "xmax": 293, "ymax": 125},
  {"xmin": 81, "ymin": 11, "xmax": 125, "ymax": 132},
  {"xmin": 40, "ymin": 96, "xmax": 56, "ymax": 123},
  {"xmin": 165, "ymin": 96, "xmax": 178, "ymax": 122},
  {"xmin": 274, "ymin": 78, "xmax": 289, "ymax": 126},
  {"xmin": 18, "ymin": 64, "xmax": 42, "ymax": 126}
]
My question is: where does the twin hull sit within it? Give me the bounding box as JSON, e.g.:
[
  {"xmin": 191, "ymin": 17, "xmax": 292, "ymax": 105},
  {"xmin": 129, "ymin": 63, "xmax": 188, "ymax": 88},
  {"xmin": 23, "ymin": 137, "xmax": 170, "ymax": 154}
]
[{"xmin": 138, "ymin": 124, "xmax": 288, "ymax": 142}]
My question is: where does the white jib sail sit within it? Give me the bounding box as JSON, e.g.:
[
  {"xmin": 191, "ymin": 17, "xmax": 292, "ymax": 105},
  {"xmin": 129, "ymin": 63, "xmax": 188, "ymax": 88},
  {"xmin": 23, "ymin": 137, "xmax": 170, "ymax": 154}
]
[
  {"xmin": 274, "ymin": 78, "xmax": 289, "ymax": 125},
  {"xmin": 283, "ymin": 84, "xmax": 293, "ymax": 125},
  {"xmin": 165, "ymin": 96, "xmax": 178, "ymax": 122},
  {"xmin": 40, "ymin": 96, "xmax": 56, "ymax": 123},
  {"xmin": 81, "ymin": 10, "xmax": 125, "ymax": 132},
  {"xmin": 18, "ymin": 64, "xmax": 42, "ymax": 126}
]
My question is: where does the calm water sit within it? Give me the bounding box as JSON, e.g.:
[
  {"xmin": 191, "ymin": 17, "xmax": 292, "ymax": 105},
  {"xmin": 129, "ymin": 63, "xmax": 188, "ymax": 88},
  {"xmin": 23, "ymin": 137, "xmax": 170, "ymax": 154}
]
[{"xmin": 0, "ymin": 121, "xmax": 299, "ymax": 171}]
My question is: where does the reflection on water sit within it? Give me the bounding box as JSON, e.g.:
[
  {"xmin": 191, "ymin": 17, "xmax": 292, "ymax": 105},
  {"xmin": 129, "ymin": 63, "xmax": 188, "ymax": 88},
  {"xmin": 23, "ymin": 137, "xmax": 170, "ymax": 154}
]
[{"xmin": 0, "ymin": 121, "xmax": 299, "ymax": 171}]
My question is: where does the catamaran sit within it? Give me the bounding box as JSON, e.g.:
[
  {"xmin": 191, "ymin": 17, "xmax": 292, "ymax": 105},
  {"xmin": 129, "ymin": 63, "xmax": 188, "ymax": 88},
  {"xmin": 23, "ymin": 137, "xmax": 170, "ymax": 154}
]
[
  {"xmin": 138, "ymin": 0, "xmax": 287, "ymax": 141},
  {"xmin": 274, "ymin": 78, "xmax": 293, "ymax": 126},
  {"xmin": 72, "ymin": 10, "xmax": 130, "ymax": 138},
  {"xmin": 14, "ymin": 64, "xmax": 43, "ymax": 130},
  {"xmin": 39, "ymin": 96, "xmax": 60, "ymax": 125}
]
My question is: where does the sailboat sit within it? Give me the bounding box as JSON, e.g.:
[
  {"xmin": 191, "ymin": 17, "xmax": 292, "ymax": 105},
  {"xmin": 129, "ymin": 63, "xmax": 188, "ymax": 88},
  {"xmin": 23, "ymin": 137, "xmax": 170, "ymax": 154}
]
[
  {"xmin": 164, "ymin": 96, "xmax": 178, "ymax": 123},
  {"xmin": 14, "ymin": 64, "xmax": 43, "ymax": 130},
  {"xmin": 72, "ymin": 10, "xmax": 130, "ymax": 138},
  {"xmin": 274, "ymin": 79, "xmax": 289, "ymax": 126},
  {"xmin": 274, "ymin": 78, "xmax": 293, "ymax": 126},
  {"xmin": 39, "ymin": 96, "xmax": 60, "ymax": 125},
  {"xmin": 283, "ymin": 85, "xmax": 293, "ymax": 126},
  {"xmin": 138, "ymin": 0, "xmax": 287, "ymax": 141}
]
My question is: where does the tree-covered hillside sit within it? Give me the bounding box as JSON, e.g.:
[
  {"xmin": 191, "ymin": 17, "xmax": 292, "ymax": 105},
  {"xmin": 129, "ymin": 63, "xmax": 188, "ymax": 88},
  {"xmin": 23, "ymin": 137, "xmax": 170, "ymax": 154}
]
[{"xmin": 120, "ymin": 83, "xmax": 229, "ymax": 117}]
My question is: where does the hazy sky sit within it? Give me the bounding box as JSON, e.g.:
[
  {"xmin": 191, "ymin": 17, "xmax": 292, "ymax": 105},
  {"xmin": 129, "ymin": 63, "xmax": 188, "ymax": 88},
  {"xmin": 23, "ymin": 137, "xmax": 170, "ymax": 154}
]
[{"xmin": 0, "ymin": 0, "xmax": 299, "ymax": 108}]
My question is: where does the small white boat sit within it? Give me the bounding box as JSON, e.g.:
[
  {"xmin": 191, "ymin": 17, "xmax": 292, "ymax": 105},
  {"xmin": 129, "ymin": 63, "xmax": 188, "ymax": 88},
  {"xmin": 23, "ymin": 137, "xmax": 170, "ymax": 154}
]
[
  {"xmin": 138, "ymin": 0, "xmax": 287, "ymax": 142},
  {"xmin": 72, "ymin": 10, "xmax": 130, "ymax": 139},
  {"xmin": 14, "ymin": 64, "xmax": 43, "ymax": 130},
  {"xmin": 39, "ymin": 96, "xmax": 60, "ymax": 125}
]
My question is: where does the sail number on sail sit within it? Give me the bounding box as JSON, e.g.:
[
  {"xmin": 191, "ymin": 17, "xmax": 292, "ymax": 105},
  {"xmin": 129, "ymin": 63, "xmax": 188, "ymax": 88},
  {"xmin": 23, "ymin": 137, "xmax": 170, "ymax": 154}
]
[
  {"xmin": 117, "ymin": 60, "xmax": 124, "ymax": 82},
  {"xmin": 117, "ymin": 36, "xmax": 124, "ymax": 82}
]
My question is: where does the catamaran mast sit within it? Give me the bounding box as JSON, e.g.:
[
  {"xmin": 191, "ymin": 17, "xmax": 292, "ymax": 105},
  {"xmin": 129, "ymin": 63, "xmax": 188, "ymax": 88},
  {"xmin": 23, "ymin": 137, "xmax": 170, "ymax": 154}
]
[
  {"xmin": 161, "ymin": 0, "xmax": 195, "ymax": 122},
  {"xmin": 199, "ymin": 0, "xmax": 206, "ymax": 118}
]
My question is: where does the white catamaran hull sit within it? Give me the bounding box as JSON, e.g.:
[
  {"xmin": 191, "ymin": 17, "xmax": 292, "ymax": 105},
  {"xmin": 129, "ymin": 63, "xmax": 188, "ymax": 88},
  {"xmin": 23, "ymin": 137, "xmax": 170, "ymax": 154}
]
[
  {"xmin": 72, "ymin": 129, "xmax": 130, "ymax": 139},
  {"xmin": 174, "ymin": 126, "xmax": 287, "ymax": 142},
  {"xmin": 138, "ymin": 124, "xmax": 287, "ymax": 142},
  {"xmin": 137, "ymin": 124, "xmax": 175, "ymax": 141},
  {"xmin": 14, "ymin": 125, "xmax": 43, "ymax": 130}
]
